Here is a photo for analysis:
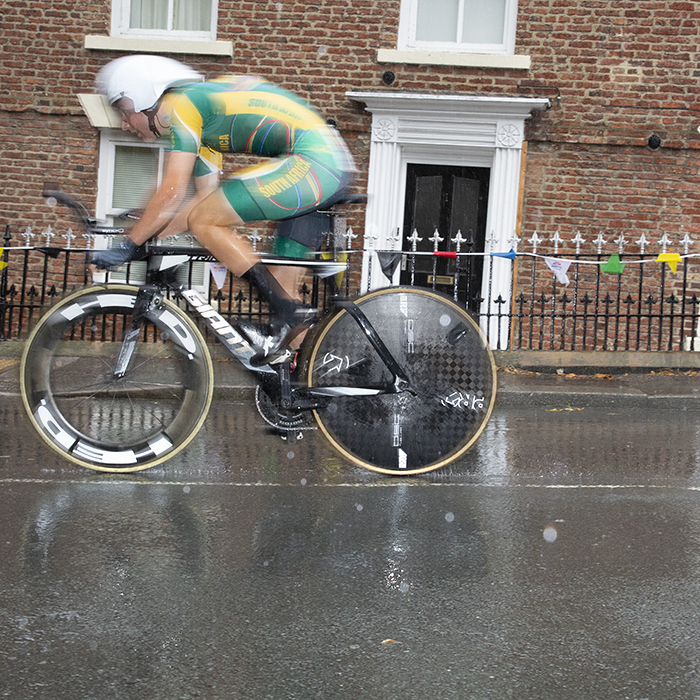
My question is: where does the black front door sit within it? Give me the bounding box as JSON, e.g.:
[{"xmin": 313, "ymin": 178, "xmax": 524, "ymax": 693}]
[{"xmin": 400, "ymin": 164, "xmax": 489, "ymax": 311}]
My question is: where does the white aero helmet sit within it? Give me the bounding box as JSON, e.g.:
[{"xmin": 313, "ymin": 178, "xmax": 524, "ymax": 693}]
[{"xmin": 96, "ymin": 54, "xmax": 203, "ymax": 113}]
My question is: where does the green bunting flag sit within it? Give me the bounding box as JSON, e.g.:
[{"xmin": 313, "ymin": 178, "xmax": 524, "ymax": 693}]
[{"xmin": 601, "ymin": 254, "xmax": 625, "ymax": 274}]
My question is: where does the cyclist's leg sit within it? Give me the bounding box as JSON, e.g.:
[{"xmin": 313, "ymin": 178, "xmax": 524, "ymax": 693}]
[
  {"xmin": 242, "ymin": 153, "xmax": 352, "ymax": 345},
  {"xmin": 267, "ymin": 213, "xmax": 334, "ymax": 350},
  {"xmin": 266, "ymin": 264, "xmax": 306, "ymax": 353},
  {"xmin": 189, "ymin": 153, "xmax": 349, "ymax": 329},
  {"xmin": 188, "ymin": 187, "xmax": 300, "ymax": 332},
  {"xmin": 273, "ymin": 211, "xmax": 332, "ymax": 259},
  {"xmin": 188, "ymin": 153, "xmax": 339, "ymax": 269},
  {"xmin": 187, "ymin": 189, "xmax": 257, "ymax": 276}
]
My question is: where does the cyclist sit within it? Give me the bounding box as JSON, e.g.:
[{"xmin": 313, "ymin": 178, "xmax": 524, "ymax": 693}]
[{"xmin": 93, "ymin": 54, "xmax": 356, "ymax": 363}]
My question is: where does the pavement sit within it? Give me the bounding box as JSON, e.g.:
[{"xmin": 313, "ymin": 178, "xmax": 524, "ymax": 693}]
[
  {"xmin": 494, "ymin": 348, "xmax": 700, "ymax": 409},
  {"xmin": 4, "ymin": 342, "xmax": 700, "ymax": 699},
  {"xmin": 3, "ymin": 339, "xmax": 700, "ymax": 410},
  {"xmin": 6, "ymin": 403, "xmax": 700, "ymax": 699}
]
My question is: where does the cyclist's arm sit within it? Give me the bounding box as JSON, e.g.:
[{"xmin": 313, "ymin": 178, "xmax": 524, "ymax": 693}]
[
  {"xmin": 158, "ymin": 171, "xmax": 218, "ymax": 239},
  {"xmin": 126, "ymin": 151, "xmax": 197, "ymax": 245}
]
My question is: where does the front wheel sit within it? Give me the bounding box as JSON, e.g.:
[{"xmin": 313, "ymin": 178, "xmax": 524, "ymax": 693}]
[
  {"xmin": 306, "ymin": 288, "xmax": 496, "ymax": 475},
  {"xmin": 21, "ymin": 284, "xmax": 214, "ymax": 472}
]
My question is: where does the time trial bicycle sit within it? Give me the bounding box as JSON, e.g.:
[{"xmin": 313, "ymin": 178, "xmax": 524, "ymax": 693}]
[{"xmin": 20, "ymin": 191, "xmax": 497, "ymax": 476}]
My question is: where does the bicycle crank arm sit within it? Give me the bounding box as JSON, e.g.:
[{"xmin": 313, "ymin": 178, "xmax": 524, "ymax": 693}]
[
  {"xmin": 335, "ymin": 300, "xmax": 410, "ymax": 387},
  {"xmin": 290, "ymin": 385, "xmax": 396, "ymax": 411}
]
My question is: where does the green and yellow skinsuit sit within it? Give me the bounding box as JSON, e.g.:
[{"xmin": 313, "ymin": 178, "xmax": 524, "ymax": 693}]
[{"xmin": 168, "ymin": 76, "xmax": 355, "ymax": 257}]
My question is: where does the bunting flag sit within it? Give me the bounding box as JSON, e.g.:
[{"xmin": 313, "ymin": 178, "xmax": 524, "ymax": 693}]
[
  {"xmin": 207, "ymin": 262, "xmax": 228, "ymax": 290},
  {"xmin": 37, "ymin": 247, "xmax": 62, "ymax": 259},
  {"xmin": 656, "ymin": 252, "xmax": 682, "ymax": 273},
  {"xmin": 0, "ymin": 249, "xmax": 6, "ymax": 271},
  {"xmin": 544, "ymin": 256, "xmax": 572, "ymax": 285},
  {"xmin": 491, "ymin": 248, "xmax": 517, "ymax": 260},
  {"xmin": 376, "ymin": 251, "xmax": 403, "ymax": 281},
  {"xmin": 601, "ymin": 254, "xmax": 625, "ymax": 274},
  {"xmin": 321, "ymin": 251, "xmax": 348, "ymax": 288}
]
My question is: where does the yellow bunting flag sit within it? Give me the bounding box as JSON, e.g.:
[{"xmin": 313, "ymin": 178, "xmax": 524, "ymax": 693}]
[
  {"xmin": 656, "ymin": 252, "xmax": 682, "ymax": 274},
  {"xmin": 0, "ymin": 249, "xmax": 6, "ymax": 271},
  {"xmin": 322, "ymin": 251, "xmax": 347, "ymax": 288}
]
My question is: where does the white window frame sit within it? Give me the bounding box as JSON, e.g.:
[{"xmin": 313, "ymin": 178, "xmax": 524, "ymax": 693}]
[
  {"xmin": 96, "ymin": 132, "xmax": 166, "ymax": 222},
  {"xmin": 95, "ymin": 130, "xmax": 209, "ymax": 293},
  {"xmin": 397, "ymin": 0, "xmax": 519, "ymax": 55},
  {"xmin": 111, "ymin": 0, "xmax": 219, "ymax": 41}
]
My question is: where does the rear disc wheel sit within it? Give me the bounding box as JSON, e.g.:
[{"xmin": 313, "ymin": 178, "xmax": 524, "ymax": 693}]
[{"xmin": 306, "ymin": 288, "xmax": 496, "ymax": 475}]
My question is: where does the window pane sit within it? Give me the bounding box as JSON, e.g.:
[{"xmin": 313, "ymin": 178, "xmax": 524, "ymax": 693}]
[
  {"xmin": 451, "ymin": 177, "xmax": 480, "ymax": 239},
  {"xmin": 173, "ymin": 0, "xmax": 212, "ymax": 31},
  {"xmin": 112, "ymin": 146, "xmax": 159, "ymax": 209},
  {"xmin": 413, "ymin": 175, "xmax": 443, "ymax": 237},
  {"xmin": 461, "ymin": 0, "xmax": 505, "ymax": 44},
  {"xmin": 130, "ymin": 0, "xmax": 168, "ymax": 30},
  {"xmin": 415, "ymin": 0, "xmax": 459, "ymax": 42}
]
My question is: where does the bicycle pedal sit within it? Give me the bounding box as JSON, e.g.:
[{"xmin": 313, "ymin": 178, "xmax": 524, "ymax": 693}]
[{"xmin": 283, "ymin": 429, "xmax": 302, "ymax": 443}]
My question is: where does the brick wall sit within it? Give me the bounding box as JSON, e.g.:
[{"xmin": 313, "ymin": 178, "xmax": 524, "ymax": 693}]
[
  {"xmin": 0, "ymin": 112, "xmax": 99, "ymax": 234},
  {"xmin": 523, "ymin": 141, "xmax": 700, "ymax": 243},
  {"xmin": 2, "ymin": 0, "xmax": 700, "ymax": 344},
  {"xmin": 3, "ymin": 1, "xmax": 698, "ymax": 221}
]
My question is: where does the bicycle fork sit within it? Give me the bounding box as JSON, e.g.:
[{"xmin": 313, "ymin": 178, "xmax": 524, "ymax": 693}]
[{"xmin": 112, "ymin": 285, "xmax": 161, "ymax": 379}]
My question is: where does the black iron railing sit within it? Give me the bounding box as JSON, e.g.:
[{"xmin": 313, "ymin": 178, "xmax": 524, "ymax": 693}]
[{"xmin": 2, "ymin": 224, "xmax": 699, "ymax": 352}]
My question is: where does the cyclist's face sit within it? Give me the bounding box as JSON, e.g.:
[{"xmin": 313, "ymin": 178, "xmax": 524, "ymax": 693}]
[{"xmin": 114, "ymin": 98, "xmax": 156, "ymax": 142}]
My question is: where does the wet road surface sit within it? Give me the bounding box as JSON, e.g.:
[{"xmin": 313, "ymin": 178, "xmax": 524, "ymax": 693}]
[{"xmin": 3, "ymin": 394, "xmax": 700, "ymax": 698}]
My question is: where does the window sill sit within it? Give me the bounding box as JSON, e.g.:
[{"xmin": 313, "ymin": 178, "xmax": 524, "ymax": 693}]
[
  {"xmin": 84, "ymin": 35, "xmax": 234, "ymax": 56},
  {"xmin": 377, "ymin": 49, "xmax": 530, "ymax": 70},
  {"xmin": 78, "ymin": 94, "xmax": 121, "ymax": 129}
]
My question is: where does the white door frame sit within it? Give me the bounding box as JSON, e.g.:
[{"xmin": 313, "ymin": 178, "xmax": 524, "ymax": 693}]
[{"xmin": 346, "ymin": 90, "xmax": 549, "ymax": 347}]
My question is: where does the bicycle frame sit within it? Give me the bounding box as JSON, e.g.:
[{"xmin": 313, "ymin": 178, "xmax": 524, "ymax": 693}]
[{"xmin": 120, "ymin": 250, "xmax": 413, "ymax": 410}]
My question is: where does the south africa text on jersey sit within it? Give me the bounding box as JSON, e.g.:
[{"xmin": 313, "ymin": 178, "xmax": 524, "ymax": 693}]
[
  {"xmin": 258, "ymin": 159, "xmax": 312, "ymax": 197},
  {"xmin": 248, "ymin": 97, "xmax": 303, "ymax": 121}
]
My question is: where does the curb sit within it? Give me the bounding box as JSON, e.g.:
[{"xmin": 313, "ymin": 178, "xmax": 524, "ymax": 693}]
[
  {"xmin": 494, "ymin": 349, "xmax": 700, "ymax": 374},
  {"xmin": 5, "ymin": 343, "xmax": 699, "ymax": 371}
]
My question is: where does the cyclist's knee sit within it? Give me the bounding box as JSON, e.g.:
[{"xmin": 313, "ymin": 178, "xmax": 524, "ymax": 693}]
[{"xmin": 187, "ymin": 199, "xmax": 208, "ymax": 240}]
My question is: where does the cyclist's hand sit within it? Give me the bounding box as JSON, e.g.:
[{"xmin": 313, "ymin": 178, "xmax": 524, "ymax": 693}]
[{"xmin": 91, "ymin": 239, "xmax": 139, "ymax": 270}]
